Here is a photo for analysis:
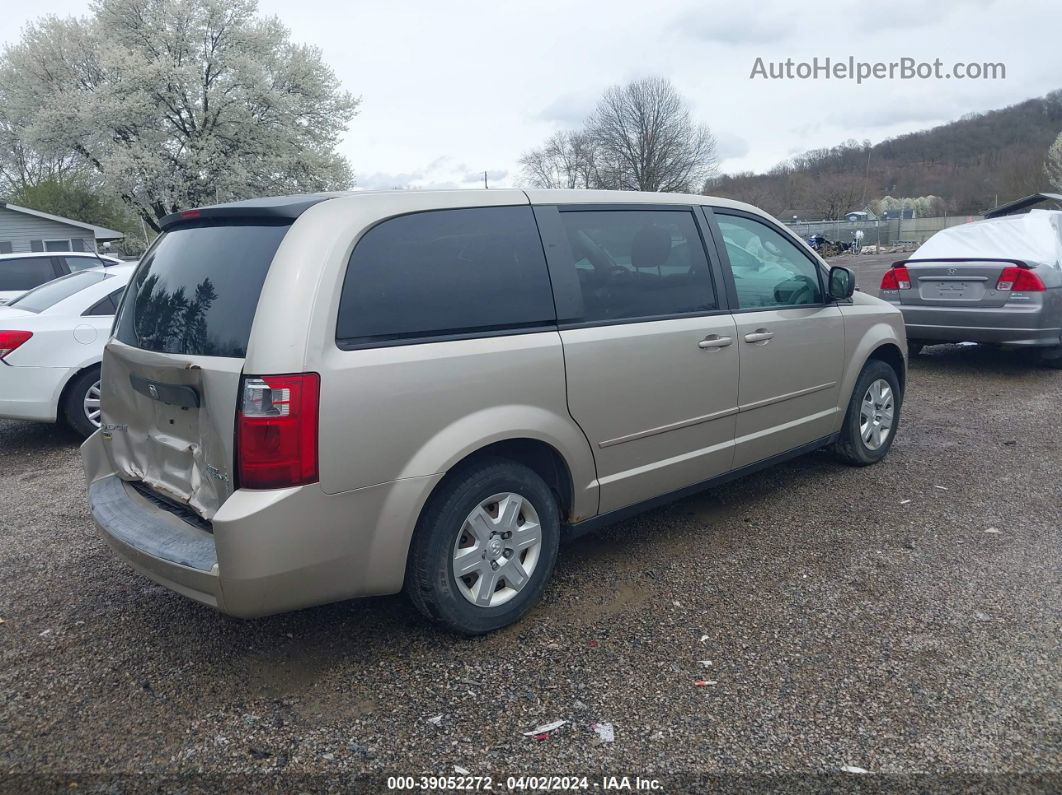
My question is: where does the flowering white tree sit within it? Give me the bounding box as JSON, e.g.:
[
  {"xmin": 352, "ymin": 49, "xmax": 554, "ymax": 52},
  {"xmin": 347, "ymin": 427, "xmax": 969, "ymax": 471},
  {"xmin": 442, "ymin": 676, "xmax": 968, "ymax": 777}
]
[
  {"xmin": 0, "ymin": 0, "xmax": 359, "ymax": 230},
  {"xmin": 1047, "ymin": 131, "xmax": 1062, "ymax": 192}
]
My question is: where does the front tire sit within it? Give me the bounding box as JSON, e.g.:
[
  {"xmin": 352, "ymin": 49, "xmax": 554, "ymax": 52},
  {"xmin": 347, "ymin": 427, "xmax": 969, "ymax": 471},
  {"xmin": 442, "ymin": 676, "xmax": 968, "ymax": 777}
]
[
  {"xmin": 406, "ymin": 458, "xmax": 560, "ymax": 635},
  {"xmin": 61, "ymin": 366, "xmax": 102, "ymax": 438},
  {"xmin": 832, "ymin": 360, "xmax": 902, "ymax": 466}
]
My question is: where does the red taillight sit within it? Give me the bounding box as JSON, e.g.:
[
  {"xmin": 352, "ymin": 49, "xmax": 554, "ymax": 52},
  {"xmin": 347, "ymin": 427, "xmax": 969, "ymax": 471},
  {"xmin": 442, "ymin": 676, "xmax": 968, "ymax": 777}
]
[
  {"xmin": 0, "ymin": 330, "xmax": 32, "ymax": 359},
  {"xmin": 996, "ymin": 267, "xmax": 1045, "ymax": 292},
  {"xmin": 236, "ymin": 373, "xmax": 320, "ymax": 490},
  {"xmin": 880, "ymin": 265, "xmax": 912, "ymax": 291},
  {"xmin": 180, "ymin": 209, "xmax": 201, "ymax": 220}
]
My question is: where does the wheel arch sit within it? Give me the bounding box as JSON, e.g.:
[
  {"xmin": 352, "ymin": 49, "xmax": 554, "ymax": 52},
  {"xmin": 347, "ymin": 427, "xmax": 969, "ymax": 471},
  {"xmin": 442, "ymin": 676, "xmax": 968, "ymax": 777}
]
[
  {"xmin": 422, "ymin": 437, "xmax": 578, "ymax": 524},
  {"xmin": 866, "ymin": 341, "xmax": 906, "ymax": 393},
  {"xmin": 54, "ymin": 360, "xmax": 102, "ymax": 418}
]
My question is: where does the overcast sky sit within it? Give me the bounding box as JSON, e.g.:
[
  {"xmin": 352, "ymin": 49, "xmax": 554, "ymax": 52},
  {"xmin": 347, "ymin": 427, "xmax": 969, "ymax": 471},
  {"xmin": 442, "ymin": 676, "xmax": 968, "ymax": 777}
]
[{"xmin": 3, "ymin": 0, "xmax": 1060, "ymax": 190}]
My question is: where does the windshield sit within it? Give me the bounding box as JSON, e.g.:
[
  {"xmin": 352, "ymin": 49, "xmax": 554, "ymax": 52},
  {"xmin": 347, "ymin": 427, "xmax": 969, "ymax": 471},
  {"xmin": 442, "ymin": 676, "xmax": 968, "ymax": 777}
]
[
  {"xmin": 9, "ymin": 270, "xmax": 110, "ymax": 313},
  {"xmin": 114, "ymin": 223, "xmax": 289, "ymax": 357}
]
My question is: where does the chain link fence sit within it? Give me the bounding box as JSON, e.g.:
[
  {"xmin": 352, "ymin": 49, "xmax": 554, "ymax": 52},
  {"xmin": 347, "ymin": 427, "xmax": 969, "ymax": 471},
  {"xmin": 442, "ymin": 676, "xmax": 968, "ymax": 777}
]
[{"xmin": 784, "ymin": 215, "xmax": 983, "ymax": 250}]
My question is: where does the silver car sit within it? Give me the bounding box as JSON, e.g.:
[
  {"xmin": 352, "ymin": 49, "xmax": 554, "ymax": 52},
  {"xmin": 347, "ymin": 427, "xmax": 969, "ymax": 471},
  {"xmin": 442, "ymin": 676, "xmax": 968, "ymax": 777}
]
[
  {"xmin": 82, "ymin": 189, "xmax": 907, "ymax": 634},
  {"xmin": 880, "ymin": 211, "xmax": 1062, "ymax": 365}
]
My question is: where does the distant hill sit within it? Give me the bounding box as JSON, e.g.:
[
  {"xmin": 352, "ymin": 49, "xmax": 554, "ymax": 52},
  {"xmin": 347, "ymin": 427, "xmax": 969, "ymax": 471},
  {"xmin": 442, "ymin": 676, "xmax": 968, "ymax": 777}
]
[{"xmin": 711, "ymin": 90, "xmax": 1062, "ymax": 219}]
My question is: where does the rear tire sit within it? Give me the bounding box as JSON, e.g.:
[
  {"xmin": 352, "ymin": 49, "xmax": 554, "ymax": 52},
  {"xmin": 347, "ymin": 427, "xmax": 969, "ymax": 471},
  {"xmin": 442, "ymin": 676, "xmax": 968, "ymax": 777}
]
[
  {"xmin": 406, "ymin": 458, "xmax": 560, "ymax": 635},
  {"xmin": 61, "ymin": 366, "xmax": 102, "ymax": 438},
  {"xmin": 1040, "ymin": 345, "xmax": 1062, "ymax": 369},
  {"xmin": 832, "ymin": 360, "xmax": 902, "ymax": 466}
]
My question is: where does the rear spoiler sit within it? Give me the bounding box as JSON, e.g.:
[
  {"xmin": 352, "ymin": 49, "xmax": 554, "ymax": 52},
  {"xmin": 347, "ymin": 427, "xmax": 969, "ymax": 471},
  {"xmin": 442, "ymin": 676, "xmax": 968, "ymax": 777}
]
[
  {"xmin": 890, "ymin": 257, "xmax": 1032, "ymax": 269},
  {"xmin": 159, "ymin": 193, "xmax": 344, "ymax": 231}
]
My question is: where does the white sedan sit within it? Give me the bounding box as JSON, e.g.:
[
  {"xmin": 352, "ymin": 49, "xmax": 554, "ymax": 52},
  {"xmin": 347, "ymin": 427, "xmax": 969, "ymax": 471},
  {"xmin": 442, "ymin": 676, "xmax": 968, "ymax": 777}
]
[{"xmin": 0, "ymin": 264, "xmax": 134, "ymax": 436}]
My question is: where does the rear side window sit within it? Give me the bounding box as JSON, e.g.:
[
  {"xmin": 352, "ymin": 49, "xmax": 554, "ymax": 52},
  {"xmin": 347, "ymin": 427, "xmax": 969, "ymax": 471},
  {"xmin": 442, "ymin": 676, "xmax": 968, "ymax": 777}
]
[
  {"xmin": 0, "ymin": 257, "xmax": 57, "ymax": 291},
  {"xmin": 9, "ymin": 270, "xmax": 108, "ymax": 313},
  {"xmin": 84, "ymin": 287, "xmax": 125, "ymax": 317},
  {"xmin": 336, "ymin": 206, "xmax": 555, "ymax": 345},
  {"xmin": 115, "ymin": 224, "xmax": 289, "ymax": 357},
  {"xmin": 63, "ymin": 256, "xmax": 105, "ymax": 274},
  {"xmin": 557, "ymin": 209, "xmax": 717, "ymax": 322}
]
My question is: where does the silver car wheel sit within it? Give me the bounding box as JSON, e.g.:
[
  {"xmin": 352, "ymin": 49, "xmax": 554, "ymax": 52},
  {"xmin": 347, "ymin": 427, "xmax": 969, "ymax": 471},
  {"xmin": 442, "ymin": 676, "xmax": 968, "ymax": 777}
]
[
  {"xmin": 452, "ymin": 492, "xmax": 542, "ymax": 608},
  {"xmin": 83, "ymin": 380, "xmax": 102, "ymax": 428},
  {"xmin": 859, "ymin": 378, "xmax": 894, "ymax": 451}
]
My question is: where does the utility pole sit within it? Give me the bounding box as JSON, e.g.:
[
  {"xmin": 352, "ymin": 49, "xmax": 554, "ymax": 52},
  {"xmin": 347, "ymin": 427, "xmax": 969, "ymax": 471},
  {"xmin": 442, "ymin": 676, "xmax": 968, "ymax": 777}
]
[{"xmin": 483, "ymin": 171, "xmax": 488, "ymax": 189}]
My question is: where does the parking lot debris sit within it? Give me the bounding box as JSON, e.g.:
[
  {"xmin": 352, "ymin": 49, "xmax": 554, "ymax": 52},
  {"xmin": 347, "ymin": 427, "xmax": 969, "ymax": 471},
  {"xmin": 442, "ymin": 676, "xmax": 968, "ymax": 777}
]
[
  {"xmin": 523, "ymin": 720, "xmax": 567, "ymax": 739},
  {"xmin": 699, "ymin": 635, "xmax": 709, "ymax": 643},
  {"xmin": 985, "ymin": 528, "xmax": 1001, "ymax": 534},
  {"xmin": 454, "ymin": 765, "xmax": 470, "ymax": 775},
  {"xmin": 694, "ymin": 679, "xmax": 718, "ymax": 687},
  {"xmin": 427, "ymin": 715, "xmax": 443, "ymax": 727},
  {"xmin": 841, "ymin": 765, "xmax": 869, "ymax": 774},
  {"xmin": 934, "ymin": 485, "xmax": 949, "ymax": 491},
  {"xmin": 39, "ymin": 629, "xmax": 51, "ymax": 637},
  {"xmin": 900, "ymin": 499, "xmax": 912, "ymax": 505},
  {"xmin": 699, "ymin": 660, "xmax": 713, "ymax": 668},
  {"xmin": 591, "ymin": 722, "xmax": 615, "ymax": 744}
]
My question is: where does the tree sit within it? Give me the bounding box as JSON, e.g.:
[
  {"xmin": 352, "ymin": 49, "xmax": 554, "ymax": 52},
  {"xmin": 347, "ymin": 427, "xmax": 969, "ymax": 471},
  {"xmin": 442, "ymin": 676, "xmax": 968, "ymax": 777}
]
[
  {"xmin": 519, "ymin": 130, "xmax": 598, "ymax": 189},
  {"xmin": 519, "ymin": 76, "xmax": 718, "ymax": 193},
  {"xmin": 0, "ymin": 0, "xmax": 359, "ymax": 231},
  {"xmin": 588, "ymin": 77, "xmax": 718, "ymax": 192},
  {"xmin": 804, "ymin": 174, "xmax": 867, "ymax": 220},
  {"xmin": 1047, "ymin": 131, "xmax": 1062, "ymax": 191}
]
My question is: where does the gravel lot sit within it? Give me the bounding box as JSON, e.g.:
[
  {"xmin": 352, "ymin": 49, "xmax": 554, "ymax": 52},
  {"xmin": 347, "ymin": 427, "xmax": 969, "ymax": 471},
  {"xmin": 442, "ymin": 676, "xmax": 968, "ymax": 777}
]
[{"xmin": 1, "ymin": 256, "xmax": 1059, "ymax": 791}]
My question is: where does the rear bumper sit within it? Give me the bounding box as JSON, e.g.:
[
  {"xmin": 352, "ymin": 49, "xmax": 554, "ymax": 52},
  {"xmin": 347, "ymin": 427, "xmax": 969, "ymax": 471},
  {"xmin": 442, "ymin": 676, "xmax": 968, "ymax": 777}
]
[
  {"xmin": 81, "ymin": 432, "xmax": 443, "ymax": 618},
  {"xmin": 0, "ymin": 362, "xmax": 69, "ymax": 422},
  {"xmin": 896, "ymin": 302, "xmax": 1061, "ymax": 347},
  {"xmin": 88, "ymin": 474, "xmax": 220, "ymax": 606}
]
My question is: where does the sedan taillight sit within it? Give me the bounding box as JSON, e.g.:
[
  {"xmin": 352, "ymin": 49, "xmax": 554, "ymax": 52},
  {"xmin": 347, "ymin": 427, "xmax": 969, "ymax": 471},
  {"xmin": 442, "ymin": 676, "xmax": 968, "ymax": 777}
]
[
  {"xmin": 236, "ymin": 373, "xmax": 320, "ymax": 490},
  {"xmin": 0, "ymin": 330, "xmax": 32, "ymax": 360},
  {"xmin": 880, "ymin": 265, "xmax": 912, "ymax": 291},
  {"xmin": 996, "ymin": 267, "xmax": 1045, "ymax": 292}
]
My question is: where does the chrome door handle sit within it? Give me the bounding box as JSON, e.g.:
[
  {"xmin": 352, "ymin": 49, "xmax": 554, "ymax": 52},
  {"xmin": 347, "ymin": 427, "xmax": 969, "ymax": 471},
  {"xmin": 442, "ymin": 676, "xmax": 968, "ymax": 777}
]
[
  {"xmin": 698, "ymin": 335, "xmax": 733, "ymax": 349},
  {"xmin": 743, "ymin": 329, "xmax": 775, "ymax": 344}
]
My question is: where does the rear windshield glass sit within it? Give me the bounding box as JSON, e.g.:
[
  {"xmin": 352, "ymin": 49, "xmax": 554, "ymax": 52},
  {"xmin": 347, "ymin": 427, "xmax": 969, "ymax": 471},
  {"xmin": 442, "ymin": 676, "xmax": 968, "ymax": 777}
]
[
  {"xmin": 0, "ymin": 257, "xmax": 56, "ymax": 291},
  {"xmin": 10, "ymin": 270, "xmax": 109, "ymax": 313},
  {"xmin": 115, "ymin": 223, "xmax": 288, "ymax": 357}
]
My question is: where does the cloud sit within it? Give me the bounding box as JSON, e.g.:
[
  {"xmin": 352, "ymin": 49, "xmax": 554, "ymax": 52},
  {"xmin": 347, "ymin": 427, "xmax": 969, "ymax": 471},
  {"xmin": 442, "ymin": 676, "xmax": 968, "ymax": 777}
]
[
  {"xmin": 714, "ymin": 131, "xmax": 749, "ymax": 160},
  {"xmin": 461, "ymin": 169, "xmax": 509, "ymax": 184},
  {"xmin": 535, "ymin": 91, "xmax": 599, "ymax": 125},
  {"xmin": 356, "ymin": 170, "xmax": 425, "ymax": 189},
  {"xmin": 671, "ymin": 6, "xmax": 793, "ymax": 44}
]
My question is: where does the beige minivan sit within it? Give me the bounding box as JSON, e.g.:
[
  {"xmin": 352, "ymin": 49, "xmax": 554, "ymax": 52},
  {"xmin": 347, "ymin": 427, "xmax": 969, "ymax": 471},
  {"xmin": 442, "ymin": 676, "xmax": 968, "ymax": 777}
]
[{"xmin": 82, "ymin": 189, "xmax": 907, "ymax": 634}]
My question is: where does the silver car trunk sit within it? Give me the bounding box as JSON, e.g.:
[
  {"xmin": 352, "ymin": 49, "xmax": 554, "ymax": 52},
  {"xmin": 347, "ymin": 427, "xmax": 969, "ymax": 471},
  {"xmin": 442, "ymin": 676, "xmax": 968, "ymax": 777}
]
[
  {"xmin": 101, "ymin": 341, "xmax": 242, "ymax": 520},
  {"xmin": 898, "ymin": 258, "xmax": 1024, "ymax": 308}
]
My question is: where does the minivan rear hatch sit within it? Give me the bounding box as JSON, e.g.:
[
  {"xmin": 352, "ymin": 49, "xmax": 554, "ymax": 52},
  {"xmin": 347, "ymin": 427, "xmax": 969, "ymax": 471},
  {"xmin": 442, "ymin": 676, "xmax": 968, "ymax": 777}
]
[{"xmin": 103, "ymin": 222, "xmax": 291, "ymax": 520}]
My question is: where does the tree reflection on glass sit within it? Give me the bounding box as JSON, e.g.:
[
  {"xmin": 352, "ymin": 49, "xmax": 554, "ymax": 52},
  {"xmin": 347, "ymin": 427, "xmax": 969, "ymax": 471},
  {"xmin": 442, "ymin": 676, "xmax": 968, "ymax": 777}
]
[{"xmin": 132, "ymin": 273, "xmax": 220, "ymax": 355}]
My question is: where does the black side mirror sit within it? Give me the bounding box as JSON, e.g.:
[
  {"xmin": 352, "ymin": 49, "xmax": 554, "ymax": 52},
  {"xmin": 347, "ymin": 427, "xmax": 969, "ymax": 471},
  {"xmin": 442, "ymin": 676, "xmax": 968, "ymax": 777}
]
[{"xmin": 828, "ymin": 266, "xmax": 856, "ymax": 300}]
